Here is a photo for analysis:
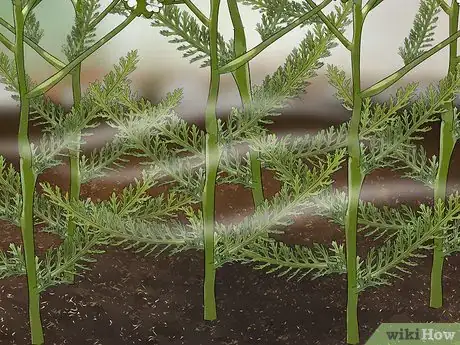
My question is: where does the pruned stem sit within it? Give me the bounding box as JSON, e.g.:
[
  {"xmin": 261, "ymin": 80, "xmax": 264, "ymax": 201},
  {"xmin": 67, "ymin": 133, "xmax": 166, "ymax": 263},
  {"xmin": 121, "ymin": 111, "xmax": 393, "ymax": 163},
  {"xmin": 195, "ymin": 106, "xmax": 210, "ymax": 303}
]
[
  {"xmin": 227, "ymin": 0, "xmax": 264, "ymax": 207},
  {"xmin": 203, "ymin": 0, "xmax": 222, "ymax": 321},
  {"xmin": 430, "ymin": 0, "xmax": 459, "ymax": 309},
  {"xmin": 13, "ymin": 1, "xmax": 44, "ymax": 344}
]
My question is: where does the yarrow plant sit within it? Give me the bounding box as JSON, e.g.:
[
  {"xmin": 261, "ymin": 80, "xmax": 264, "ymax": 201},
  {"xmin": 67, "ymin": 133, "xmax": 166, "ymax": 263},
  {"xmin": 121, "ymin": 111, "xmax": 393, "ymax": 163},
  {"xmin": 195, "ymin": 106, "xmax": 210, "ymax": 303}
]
[
  {"xmin": 2, "ymin": 1, "xmax": 460, "ymax": 345},
  {"xmin": 0, "ymin": 0, "xmax": 158, "ymax": 343}
]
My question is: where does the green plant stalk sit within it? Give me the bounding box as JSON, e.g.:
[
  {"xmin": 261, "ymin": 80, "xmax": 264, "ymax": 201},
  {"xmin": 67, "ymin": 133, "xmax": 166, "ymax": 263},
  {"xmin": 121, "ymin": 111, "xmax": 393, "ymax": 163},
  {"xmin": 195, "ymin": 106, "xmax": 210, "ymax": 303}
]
[
  {"xmin": 13, "ymin": 2, "xmax": 44, "ymax": 344},
  {"xmin": 184, "ymin": 0, "xmax": 210, "ymax": 26},
  {"xmin": 65, "ymin": 64, "xmax": 83, "ymax": 283},
  {"xmin": 430, "ymin": 0, "xmax": 459, "ymax": 309},
  {"xmin": 345, "ymin": 2, "xmax": 364, "ymax": 344},
  {"xmin": 227, "ymin": 0, "xmax": 264, "ymax": 208},
  {"xmin": 202, "ymin": 0, "xmax": 222, "ymax": 321}
]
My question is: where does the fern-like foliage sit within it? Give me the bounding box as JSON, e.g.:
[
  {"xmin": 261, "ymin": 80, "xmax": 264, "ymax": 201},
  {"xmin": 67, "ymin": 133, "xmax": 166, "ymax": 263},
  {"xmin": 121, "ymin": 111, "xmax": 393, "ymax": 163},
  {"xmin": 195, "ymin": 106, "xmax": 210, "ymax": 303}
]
[
  {"xmin": 358, "ymin": 195, "xmax": 460, "ymax": 291},
  {"xmin": 63, "ymin": 0, "xmax": 100, "ymax": 60},
  {"xmin": 149, "ymin": 5, "xmax": 233, "ymax": 67},
  {"xmin": 311, "ymin": 188, "xmax": 419, "ymax": 239},
  {"xmin": 391, "ymin": 145, "xmax": 438, "ymax": 188},
  {"xmin": 363, "ymin": 69, "xmax": 460, "ymax": 174},
  {"xmin": 326, "ymin": 64, "xmax": 353, "ymax": 110},
  {"xmin": 0, "ymin": 244, "xmax": 26, "ymax": 279},
  {"xmin": 215, "ymin": 151, "xmax": 345, "ymax": 266},
  {"xmin": 34, "ymin": 194, "xmax": 69, "ymax": 237},
  {"xmin": 37, "ymin": 225, "xmax": 108, "ymax": 292},
  {"xmin": 240, "ymin": 238, "xmax": 346, "ymax": 281},
  {"xmin": 454, "ymin": 107, "xmax": 460, "ymax": 140},
  {"xmin": 239, "ymin": 0, "xmax": 351, "ymax": 40},
  {"xmin": 24, "ymin": 11, "xmax": 44, "ymax": 44},
  {"xmin": 398, "ymin": 0, "xmax": 440, "ymax": 64},
  {"xmin": 41, "ymin": 181, "xmax": 201, "ymax": 257},
  {"xmin": 444, "ymin": 220, "xmax": 460, "ymax": 256},
  {"xmin": 0, "ymin": 156, "xmax": 21, "ymax": 226},
  {"xmin": 226, "ymin": 9, "xmax": 350, "ymax": 142},
  {"xmin": 79, "ymin": 138, "xmax": 129, "ymax": 183},
  {"xmin": 0, "ymin": 52, "xmax": 19, "ymax": 97}
]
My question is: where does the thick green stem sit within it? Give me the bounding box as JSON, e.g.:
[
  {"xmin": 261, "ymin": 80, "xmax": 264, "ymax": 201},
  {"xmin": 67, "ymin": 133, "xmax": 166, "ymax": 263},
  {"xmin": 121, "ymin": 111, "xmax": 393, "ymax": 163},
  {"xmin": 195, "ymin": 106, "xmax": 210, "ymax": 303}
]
[
  {"xmin": 345, "ymin": 2, "xmax": 364, "ymax": 344},
  {"xmin": 65, "ymin": 64, "xmax": 82, "ymax": 283},
  {"xmin": 202, "ymin": 0, "xmax": 222, "ymax": 321},
  {"xmin": 430, "ymin": 0, "xmax": 459, "ymax": 309},
  {"xmin": 13, "ymin": 2, "xmax": 44, "ymax": 344},
  {"xmin": 227, "ymin": 0, "xmax": 264, "ymax": 208}
]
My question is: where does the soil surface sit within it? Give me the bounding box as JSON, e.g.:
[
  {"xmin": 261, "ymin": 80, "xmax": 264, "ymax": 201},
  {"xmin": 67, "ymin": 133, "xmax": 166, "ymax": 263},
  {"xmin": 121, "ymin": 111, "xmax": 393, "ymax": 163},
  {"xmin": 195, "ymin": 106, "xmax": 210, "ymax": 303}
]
[{"xmin": 2, "ymin": 108, "xmax": 460, "ymax": 345}]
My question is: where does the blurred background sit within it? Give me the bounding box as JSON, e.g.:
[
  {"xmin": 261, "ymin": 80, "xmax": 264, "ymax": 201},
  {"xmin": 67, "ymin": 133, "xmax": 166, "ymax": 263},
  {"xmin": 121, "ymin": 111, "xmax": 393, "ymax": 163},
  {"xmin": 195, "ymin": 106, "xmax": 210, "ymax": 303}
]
[{"xmin": 0, "ymin": 0, "xmax": 457, "ymax": 120}]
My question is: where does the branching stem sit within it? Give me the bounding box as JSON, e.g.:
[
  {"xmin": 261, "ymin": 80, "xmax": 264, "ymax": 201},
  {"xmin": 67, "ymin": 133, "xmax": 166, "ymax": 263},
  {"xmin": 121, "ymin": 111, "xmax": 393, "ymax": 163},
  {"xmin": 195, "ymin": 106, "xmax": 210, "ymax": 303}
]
[
  {"xmin": 218, "ymin": 0, "xmax": 332, "ymax": 74},
  {"xmin": 437, "ymin": 0, "xmax": 452, "ymax": 15},
  {"xmin": 91, "ymin": 0, "xmax": 122, "ymax": 28},
  {"xmin": 362, "ymin": 29, "xmax": 460, "ymax": 98},
  {"xmin": 13, "ymin": 1, "xmax": 44, "ymax": 344},
  {"xmin": 362, "ymin": 0, "xmax": 384, "ymax": 18},
  {"xmin": 303, "ymin": 0, "xmax": 352, "ymax": 50},
  {"xmin": 27, "ymin": 13, "xmax": 137, "ymax": 99},
  {"xmin": 0, "ymin": 17, "xmax": 65, "ymax": 69},
  {"xmin": 430, "ymin": 0, "xmax": 459, "ymax": 309},
  {"xmin": 184, "ymin": 0, "xmax": 210, "ymax": 26},
  {"xmin": 227, "ymin": 0, "xmax": 264, "ymax": 208}
]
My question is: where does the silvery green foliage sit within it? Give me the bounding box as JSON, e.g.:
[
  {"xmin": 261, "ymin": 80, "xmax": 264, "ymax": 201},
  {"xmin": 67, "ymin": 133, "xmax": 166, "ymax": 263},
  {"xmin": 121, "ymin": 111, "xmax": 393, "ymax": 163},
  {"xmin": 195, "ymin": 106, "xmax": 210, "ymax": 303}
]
[
  {"xmin": 63, "ymin": 0, "xmax": 100, "ymax": 60},
  {"xmin": 399, "ymin": 0, "xmax": 440, "ymax": 64}
]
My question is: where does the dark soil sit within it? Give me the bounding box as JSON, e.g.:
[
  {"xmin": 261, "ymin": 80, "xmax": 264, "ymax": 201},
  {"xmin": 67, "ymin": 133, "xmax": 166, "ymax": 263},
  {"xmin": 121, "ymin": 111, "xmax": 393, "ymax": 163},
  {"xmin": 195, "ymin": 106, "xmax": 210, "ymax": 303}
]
[{"xmin": 2, "ymin": 109, "xmax": 460, "ymax": 345}]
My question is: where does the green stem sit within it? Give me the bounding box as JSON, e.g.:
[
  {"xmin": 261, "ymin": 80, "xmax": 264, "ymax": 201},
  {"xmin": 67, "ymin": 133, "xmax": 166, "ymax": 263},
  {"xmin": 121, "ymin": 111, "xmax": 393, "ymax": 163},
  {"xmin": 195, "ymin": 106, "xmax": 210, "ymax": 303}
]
[
  {"xmin": 22, "ymin": 0, "xmax": 43, "ymax": 16},
  {"xmin": 13, "ymin": 2, "xmax": 44, "ymax": 344},
  {"xmin": 65, "ymin": 64, "xmax": 82, "ymax": 283},
  {"xmin": 227, "ymin": 0, "xmax": 264, "ymax": 208},
  {"xmin": 218, "ymin": 0, "xmax": 332, "ymax": 74},
  {"xmin": 0, "ymin": 17, "xmax": 65, "ymax": 69},
  {"xmin": 90, "ymin": 0, "xmax": 121, "ymax": 28},
  {"xmin": 430, "ymin": 0, "xmax": 459, "ymax": 309},
  {"xmin": 437, "ymin": 0, "xmax": 452, "ymax": 15},
  {"xmin": 361, "ymin": 28, "xmax": 460, "ymax": 98},
  {"xmin": 303, "ymin": 0, "xmax": 352, "ymax": 50},
  {"xmin": 346, "ymin": 2, "xmax": 364, "ymax": 344},
  {"xmin": 202, "ymin": 0, "xmax": 222, "ymax": 321},
  {"xmin": 0, "ymin": 31, "xmax": 15, "ymax": 52},
  {"xmin": 362, "ymin": 0, "xmax": 384, "ymax": 17},
  {"xmin": 184, "ymin": 0, "xmax": 210, "ymax": 26},
  {"xmin": 27, "ymin": 12, "xmax": 137, "ymax": 99}
]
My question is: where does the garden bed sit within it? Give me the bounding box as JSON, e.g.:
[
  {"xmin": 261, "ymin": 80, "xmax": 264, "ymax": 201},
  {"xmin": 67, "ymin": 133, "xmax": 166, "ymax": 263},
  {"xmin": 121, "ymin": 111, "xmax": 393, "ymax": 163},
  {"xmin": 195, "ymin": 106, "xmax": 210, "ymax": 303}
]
[{"xmin": 2, "ymin": 111, "xmax": 460, "ymax": 345}]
